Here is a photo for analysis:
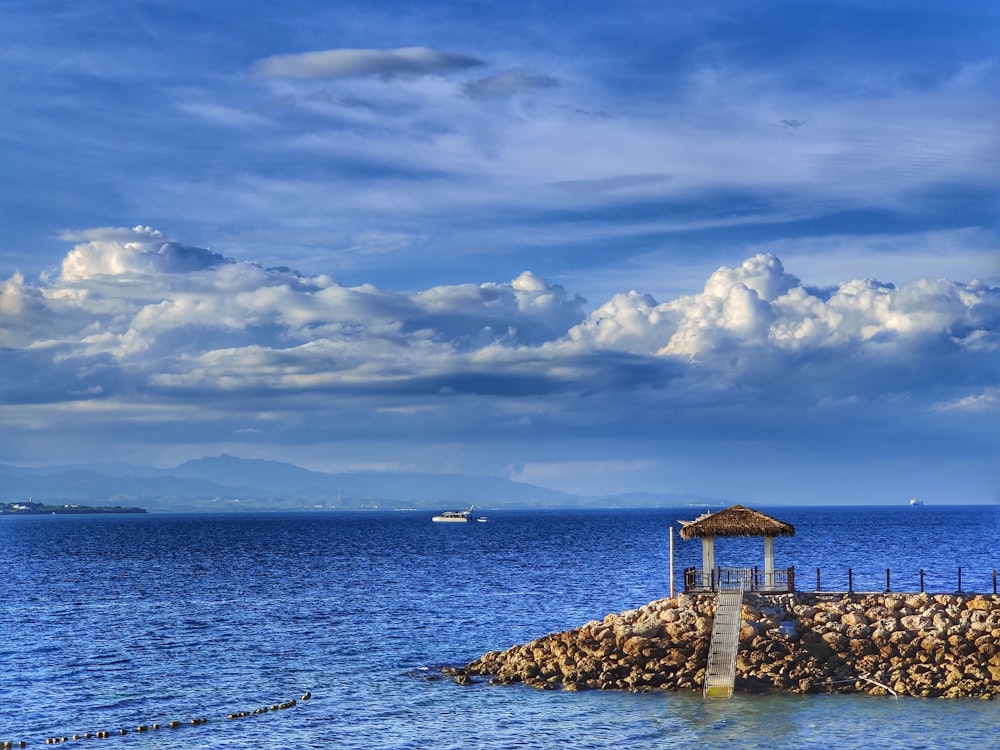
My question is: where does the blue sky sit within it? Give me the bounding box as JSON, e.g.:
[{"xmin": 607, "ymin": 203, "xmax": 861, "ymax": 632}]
[{"xmin": 1, "ymin": 0, "xmax": 998, "ymax": 503}]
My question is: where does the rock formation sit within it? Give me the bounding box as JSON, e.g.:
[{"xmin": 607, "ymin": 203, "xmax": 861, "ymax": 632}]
[{"xmin": 453, "ymin": 592, "xmax": 1000, "ymax": 698}]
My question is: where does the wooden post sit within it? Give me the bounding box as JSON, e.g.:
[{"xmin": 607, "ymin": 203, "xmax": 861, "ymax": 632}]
[
  {"xmin": 993, "ymin": 569, "xmax": 997, "ymax": 596},
  {"xmin": 957, "ymin": 567, "xmax": 962, "ymax": 594},
  {"xmin": 669, "ymin": 526, "xmax": 675, "ymax": 599},
  {"xmin": 919, "ymin": 569, "xmax": 924, "ymax": 593},
  {"xmin": 816, "ymin": 567, "xmax": 821, "ymax": 592},
  {"xmin": 848, "ymin": 568, "xmax": 853, "ymax": 594}
]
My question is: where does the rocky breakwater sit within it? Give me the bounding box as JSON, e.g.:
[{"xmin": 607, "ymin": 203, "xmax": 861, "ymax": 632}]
[{"xmin": 454, "ymin": 592, "xmax": 1000, "ymax": 698}]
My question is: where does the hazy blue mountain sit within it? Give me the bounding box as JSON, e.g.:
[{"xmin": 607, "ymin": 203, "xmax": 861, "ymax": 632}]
[
  {"xmin": 0, "ymin": 456, "xmax": 719, "ymax": 512},
  {"xmin": 0, "ymin": 455, "xmax": 575, "ymax": 511},
  {"xmin": 168, "ymin": 454, "xmax": 334, "ymax": 493}
]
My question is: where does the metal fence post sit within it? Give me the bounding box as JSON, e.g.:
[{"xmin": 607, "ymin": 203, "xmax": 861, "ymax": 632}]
[
  {"xmin": 816, "ymin": 567, "xmax": 821, "ymax": 592},
  {"xmin": 848, "ymin": 568, "xmax": 853, "ymax": 594},
  {"xmin": 885, "ymin": 568, "xmax": 891, "ymax": 593},
  {"xmin": 957, "ymin": 567, "xmax": 962, "ymax": 594},
  {"xmin": 919, "ymin": 569, "xmax": 924, "ymax": 593}
]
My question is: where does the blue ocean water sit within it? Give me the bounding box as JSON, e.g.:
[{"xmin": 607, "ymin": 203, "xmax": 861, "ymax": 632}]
[{"xmin": 1, "ymin": 505, "xmax": 998, "ymax": 749}]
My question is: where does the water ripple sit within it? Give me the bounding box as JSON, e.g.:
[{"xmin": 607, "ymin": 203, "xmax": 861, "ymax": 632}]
[{"xmin": 1, "ymin": 507, "xmax": 998, "ymax": 748}]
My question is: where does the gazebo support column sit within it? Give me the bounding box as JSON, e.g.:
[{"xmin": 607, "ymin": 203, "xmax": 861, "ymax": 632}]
[
  {"xmin": 763, "ymin": 535, "xmax": 775, "ymax": 590},
  {"xmin": 702, "ymin": 536, "xmax": 715, "ymax": 589}
]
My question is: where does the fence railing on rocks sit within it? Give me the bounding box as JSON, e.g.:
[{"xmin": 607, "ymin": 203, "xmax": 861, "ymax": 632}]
[
  {"xmin": 684, "ymin": 566, "xmax": 999, "ymax": 595},
  {"xmin": 811, "ymin": 567, "xmax": 999, "ymax": 595}
]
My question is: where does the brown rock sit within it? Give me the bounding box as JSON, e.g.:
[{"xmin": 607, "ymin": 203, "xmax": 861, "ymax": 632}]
[
  {"xmin": 841, "ymin": 611, "xmax": 869, "ymax": 627},
  {"xmin": 920, "ymin": 635, "xmax": 945, "ymax": 653},
  {"xmin": 621, "ymin": 636, "xmax": 648, "ymax": 657},
  {"xmin": 967, "ymin": 596, "xmax": 997, "ymax": 612}
]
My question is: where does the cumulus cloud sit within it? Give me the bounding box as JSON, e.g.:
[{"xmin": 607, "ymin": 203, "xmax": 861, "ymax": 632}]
[
  {"xmin": 58, "ymin": 226, "xmax": 231, "ymax": 281},
  {"xmin": 253, "ymin": 47, "xmax": 485, "ymax": 80},
  {"xmin": 571, "ymin": 253, "xmax": 999, "ymax": 358},
  {"xmin": 463, "ymin": 69, "xmax": 560, "ymax": 99},
  {"xmin": 1, "ymin": 228, "xmax": 595, "ymax": 401},
  {"xmin": 568, "ymin": 254, "xmax": 999, "ymax": 406},
  {"xmin": 2, "ymin": 233, "xmax": 997, "ymax": 421},
  {"xmin": 411, "ymin": 271, "xmax": 586, "ymax": 348}
]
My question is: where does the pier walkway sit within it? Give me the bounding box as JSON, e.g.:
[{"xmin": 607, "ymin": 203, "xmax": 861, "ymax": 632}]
[{"xmin": 703, "ymin": 581, "xmax": 745, "ymax": 699}]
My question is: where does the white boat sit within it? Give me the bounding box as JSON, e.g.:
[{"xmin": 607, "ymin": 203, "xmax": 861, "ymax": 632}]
[
  {"xmin": 432, "ymin": 506, "xmax": 474, "ymax": 522},
  {"xmin": 909, "ymin": 497, "xmax": 924, "ymax": 506}
]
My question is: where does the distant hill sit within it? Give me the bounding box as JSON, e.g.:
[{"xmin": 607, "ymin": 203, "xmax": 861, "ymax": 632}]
[
  {"xmin": 0, "ymin": 456, "xmax": 724, "ymax": 512},
  {"xmin": 0, "ymin": 456, "xmax": 572, "ymax": 512}
]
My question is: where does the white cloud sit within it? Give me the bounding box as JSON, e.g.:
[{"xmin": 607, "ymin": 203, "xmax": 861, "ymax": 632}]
[
  {"xmin": 568, "ymin": 291, "xmax": 676, "ymax": 353},
  {"xmin": 0, "ymin": 272, "xmax": 47, "ymax": 347},
  {"xmin": 58, "ymin": 225, "xmax": 231, "ymax": 281},
  {"xmin": 934, "ymin": 388, "xmax": 1000, "ymax": 412},
  {"xmin": 3, "ymin": 229, "xmax": 594, "ymax": 393},
  {"xmin": 3, "ymin": 233, "xmax": 997, "ymax": 425},
  {"xmin": 566, "ymin": 253, "xmax": 1000, "ymax": 401},
  {"xmin": 253, "ymin": 47, "xmax": 484, "ymax": 80}
]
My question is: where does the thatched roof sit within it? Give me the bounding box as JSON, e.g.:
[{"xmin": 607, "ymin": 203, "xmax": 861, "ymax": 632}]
[{"xmin": 678, "ymin": 504, "xmax": 795, "ymax": 539}]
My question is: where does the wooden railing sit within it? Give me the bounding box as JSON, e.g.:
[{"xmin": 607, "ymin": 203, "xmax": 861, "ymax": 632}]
[
  {"xmin": 682, "ymin": 566, "xmax": 1000, "ymax": 595},
  {"xmin": 812, "ymin": 567, "xmax": 999, "ymax": 595},
  {"xmin": 684, "ymin": 565, "xmax": 795, "ymax": 593}
]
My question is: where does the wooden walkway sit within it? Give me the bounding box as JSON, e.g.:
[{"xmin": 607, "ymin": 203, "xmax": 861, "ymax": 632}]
[{"xmin": 703, "ymin": 582, "xmax": 745, "ymax": 699}]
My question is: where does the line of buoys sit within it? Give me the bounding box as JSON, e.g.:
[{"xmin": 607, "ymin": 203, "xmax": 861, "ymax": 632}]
[
  {"xmin": 26, "ymin": 692, "xmax": 310, "ymax": 746},
  {"xmin": 229, "ymin": 696, "xmax": 301, "ymax": 720}
]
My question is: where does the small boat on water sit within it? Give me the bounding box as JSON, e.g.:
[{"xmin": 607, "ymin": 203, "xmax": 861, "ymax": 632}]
[
  {"xmin": 909, "ymin": 497, "xmax": 924, "ymax": 507},
  {"xmin": 432, "ymin": 506, "xmax": 474, "ymax": 522}
]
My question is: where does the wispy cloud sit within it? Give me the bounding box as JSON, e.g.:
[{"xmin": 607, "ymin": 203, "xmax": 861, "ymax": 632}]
[
  {"xmin": 463, "ymin": 69, "xmax": 560, "ymax": 98},
  {"xmin": 253, "ymin": 46, "xmax": 485, "ymax": 80}
]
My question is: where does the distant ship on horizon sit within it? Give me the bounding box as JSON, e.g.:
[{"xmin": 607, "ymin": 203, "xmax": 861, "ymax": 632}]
[{"xmin": 909, "ymin": 497, "xmax": 924, "ymax": 507}]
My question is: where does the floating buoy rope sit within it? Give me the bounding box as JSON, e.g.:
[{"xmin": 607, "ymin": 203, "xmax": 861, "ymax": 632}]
[{"xmin": 2, "ymin": 691, "xmax": 312, "ymax": 747}]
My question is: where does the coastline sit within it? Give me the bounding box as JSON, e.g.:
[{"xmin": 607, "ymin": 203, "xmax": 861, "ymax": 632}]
[
  {"xmin": 455, "ymin": 592, "xmax": 1000, "ymax": 698},
  {"xmin": 0, "ymin": 501, "xmax": 146, "ymax": 515}
]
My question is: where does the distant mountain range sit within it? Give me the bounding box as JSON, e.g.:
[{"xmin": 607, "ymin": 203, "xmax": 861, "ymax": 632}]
[{"xmin": 0, "ymin": 454, "xmax": 724, "ymax": 512}]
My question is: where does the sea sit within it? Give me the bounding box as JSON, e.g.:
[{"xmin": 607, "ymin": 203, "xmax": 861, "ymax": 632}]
[{"xmin": 1, "ymin": 504, "xmax": 998, "ymax": 749}]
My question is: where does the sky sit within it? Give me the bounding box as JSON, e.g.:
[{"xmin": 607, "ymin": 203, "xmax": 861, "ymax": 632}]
[{"xmin": 1, "ymin": 0, "xmax": 998, "ymax": 504}]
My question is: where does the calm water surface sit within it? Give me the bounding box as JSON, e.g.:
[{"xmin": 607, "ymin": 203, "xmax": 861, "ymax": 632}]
[{"xmin": 1, "ymin": 506, "xmax": 998, "ymax": 748}]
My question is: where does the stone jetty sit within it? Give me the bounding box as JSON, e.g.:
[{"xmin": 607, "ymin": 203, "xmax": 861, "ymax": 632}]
[{"xmin": 455, "ymin": 592, "xmax": 1000, "ymax": 698}]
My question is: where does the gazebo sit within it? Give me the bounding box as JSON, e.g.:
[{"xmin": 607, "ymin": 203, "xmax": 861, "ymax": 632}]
[{"xmin": 679, "ymin": 505, "xmax": 795, "ymax": 592}]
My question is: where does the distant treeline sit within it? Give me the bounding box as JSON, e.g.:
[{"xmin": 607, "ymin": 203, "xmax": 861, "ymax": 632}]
[{"xmin": 0, "ymin": 501, "xmax": 146, "ymax": 515}]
